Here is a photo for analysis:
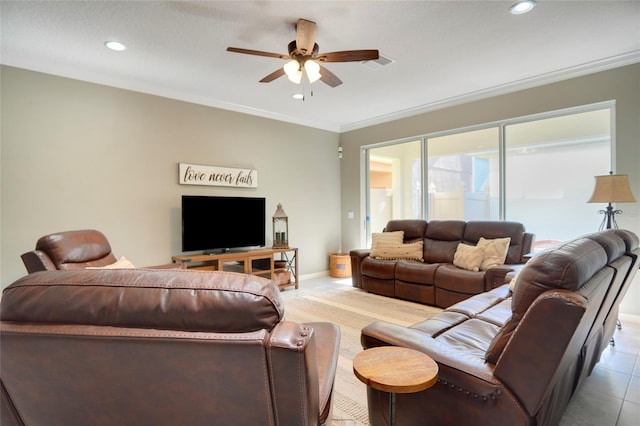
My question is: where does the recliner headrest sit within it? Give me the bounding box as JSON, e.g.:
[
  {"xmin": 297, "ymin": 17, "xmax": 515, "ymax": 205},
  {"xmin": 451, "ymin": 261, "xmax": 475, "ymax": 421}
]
[
  {"xmin": 1, "ymin": 269, "xmax": 285, "ymax": 333},
  {"xmin": 36, "ymin": 229, "xmax": 114, "ymax": 267}
]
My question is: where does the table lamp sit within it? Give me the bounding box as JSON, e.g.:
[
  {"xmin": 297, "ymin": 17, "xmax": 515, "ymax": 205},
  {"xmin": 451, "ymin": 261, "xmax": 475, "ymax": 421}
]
[{"xmin": 587, "ymin": 172, "xmax": 636, "ymax": 230}]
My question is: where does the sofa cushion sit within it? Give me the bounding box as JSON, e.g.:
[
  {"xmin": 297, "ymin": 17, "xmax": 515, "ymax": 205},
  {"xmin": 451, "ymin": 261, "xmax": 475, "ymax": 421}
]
[
  {"xmin": 476, "ymin": 299, "xmax": 512, "ymax": 327},
  {"xmin": 435, "ymin": 318, "xmax": 501, "ymax": 358},
  {"xmin": 361, "ymin": 257, "xmax": 397, "ymax": 279},
  {"xmin": 611, "ymin": 229, "xmax": 640, "ymax": 252},
  {"xmin": 423, "ymin": 220, "xmax": 466, "ymax": 263},
  {"xmin": 477, "ymin": 237, "xmax": 511, "ymax": 270},
  {"xmin": 584, "ymin": 230, "xmax": 627, "ymax": 263},
  {"xmin": 410, "ymin": 311, "xmax": 469, "ymax": 337},
  {"xmin": 453, "ymin": 243, "xmax": 486, "ymax": 272},
  {"xmin": 395, "ymin": 259, "xmax": 439, "ymax": 284},
  {"xmin": 435, "ymin": 264, "xmax": 491, "ymax": 295},
  {"xmin": 371, "ymin": 241, "xmax": 424, "ymax": 261},
  {"xmin": 384, "ymin": 220, "xmax": 427, "ymax": 240},
  {"xmin": 0, "ymin": 269, "xmax": 285, "ymax": 333}
]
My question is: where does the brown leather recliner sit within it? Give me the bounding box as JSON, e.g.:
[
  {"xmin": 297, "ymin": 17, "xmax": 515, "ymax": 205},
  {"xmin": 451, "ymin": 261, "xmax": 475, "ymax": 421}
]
[
  {"xmin": 1, "ymin": 269, "xmax": 340, "ymax": 426},
  {"xmin": 20, "ymin": 229, "xmax": 182, "ymax": 272}
]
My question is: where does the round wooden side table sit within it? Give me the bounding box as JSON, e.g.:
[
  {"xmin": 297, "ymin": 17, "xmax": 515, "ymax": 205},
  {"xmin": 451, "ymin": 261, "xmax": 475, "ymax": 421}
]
[{"xmin": 353, "ymin": 346, "xmax": 438, "ymax": 426}]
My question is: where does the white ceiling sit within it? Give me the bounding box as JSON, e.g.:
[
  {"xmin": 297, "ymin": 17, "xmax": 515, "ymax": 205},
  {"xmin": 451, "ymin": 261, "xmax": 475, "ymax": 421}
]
[{"xmin": 2, "ymin": 1, "xmax": 639, "ymax": 133}]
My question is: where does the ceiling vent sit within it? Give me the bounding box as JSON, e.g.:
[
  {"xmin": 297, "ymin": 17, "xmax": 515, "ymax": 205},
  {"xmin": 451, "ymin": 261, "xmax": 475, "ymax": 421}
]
[{"xmin": 361, "ymin": 54, "xmax": 395, "ymax": 70}]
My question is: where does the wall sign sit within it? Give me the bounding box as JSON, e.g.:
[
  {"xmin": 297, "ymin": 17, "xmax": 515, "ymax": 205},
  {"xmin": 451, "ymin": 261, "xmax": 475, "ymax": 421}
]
[{"xmin": 179, "ymin": 163, "xmax": 258, "ymax": 188}]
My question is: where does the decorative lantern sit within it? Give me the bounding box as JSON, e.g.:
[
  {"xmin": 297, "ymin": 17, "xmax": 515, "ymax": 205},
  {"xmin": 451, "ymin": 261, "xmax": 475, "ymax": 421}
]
[{"xmin": 272, "ymin": 203, "xmax": 289, "ymax": 248}]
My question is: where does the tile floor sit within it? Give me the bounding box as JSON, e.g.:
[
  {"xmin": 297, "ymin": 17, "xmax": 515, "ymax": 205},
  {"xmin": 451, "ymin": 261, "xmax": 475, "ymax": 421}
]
[{"xmin": 560, "ymin": 313, "xmax": 640, "ymax": 426}]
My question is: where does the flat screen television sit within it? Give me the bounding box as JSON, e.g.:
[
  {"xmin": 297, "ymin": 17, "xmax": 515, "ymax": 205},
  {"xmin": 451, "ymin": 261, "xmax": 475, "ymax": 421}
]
[{"xmin": 182, "ymin": 195, "xmax": 266, "ymax": 253}]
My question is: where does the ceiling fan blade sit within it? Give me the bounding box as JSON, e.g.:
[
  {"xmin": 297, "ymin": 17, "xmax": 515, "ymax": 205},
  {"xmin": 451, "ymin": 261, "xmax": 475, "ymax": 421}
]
[
  {"xmin": 227, "ymin": 47, "xmax": 289, "ymax": 60},
  {"xmin": 318, "ymin": 64, "xmax": 342, "ymax": 88},
  {"xmin": 259, "ymin": 68, "xmax": 286, "ymax": 83},
  {"xmin": 295, "ymin": 19, "xmax": 317, "ymax": 55},
  {"xmin": 317, "ymin": 50, "xmax": 379, "ymax": 63}
]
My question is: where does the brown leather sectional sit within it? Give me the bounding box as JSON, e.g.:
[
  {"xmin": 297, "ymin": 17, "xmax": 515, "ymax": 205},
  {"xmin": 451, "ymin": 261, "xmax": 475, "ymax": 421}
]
[
  {"xmin": 0, "ymin": 269, "xmax": 340, "ymax": 426},
  {"xmin": 360, "ymin": 228, "xmax": 639, "ymax": 426},
  {"xmin": 350, "ymin": 220, "xmax": 535, "ymax": 308}
]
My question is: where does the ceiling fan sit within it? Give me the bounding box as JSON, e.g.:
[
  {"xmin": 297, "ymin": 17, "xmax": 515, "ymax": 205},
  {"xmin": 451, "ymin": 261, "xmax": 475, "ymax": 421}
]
[{"xmin": 227, "ymin": 18, "xmax": 379, "ymax": 88}]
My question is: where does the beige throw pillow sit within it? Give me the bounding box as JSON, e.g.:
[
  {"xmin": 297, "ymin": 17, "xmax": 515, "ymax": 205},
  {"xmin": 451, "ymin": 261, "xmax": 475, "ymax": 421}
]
[
  {"xmin": 372, "ymin": 241, "xmax": 424, "ymax": 261},
  {"xmin": 508, "ymin": 269, "xmax": 521, "ymax": 292},
  {"xmin": 370, "ymin": 231, "xmax": 405, "ymax": 258},
  {"xmin": 453, "ymin": 243, "xmax": 486, "ymax": 272},
  {"xmin": 371, "ymin": 231, "xmax": 404, "ymax": 248},
  {"xmin": 86, "ymin": 256, "xmax": 136, "ymax": 269},
  {"xmin": 477, "ymin": 237, "xmax": 511, "ymax": 270}
]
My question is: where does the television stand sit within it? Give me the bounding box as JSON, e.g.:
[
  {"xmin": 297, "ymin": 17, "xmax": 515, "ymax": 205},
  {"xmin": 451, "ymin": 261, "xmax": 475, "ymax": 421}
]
[{"xmin": 171, "ymin": 247, "xmax": 298, "ymax": 290}]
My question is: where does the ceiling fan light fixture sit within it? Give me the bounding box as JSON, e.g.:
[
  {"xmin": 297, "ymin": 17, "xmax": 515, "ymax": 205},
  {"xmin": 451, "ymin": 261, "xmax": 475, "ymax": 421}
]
[
  {"xmin": 284, "ymin": 60, "xmax": 302, "ymax": 84},
  {"xmin": 510, "ymin": 0, "xmax": 536, "ymax": 15},
  {"xmin": 304, "ymin": 60, "xmax": 321, "ymax": 83}
]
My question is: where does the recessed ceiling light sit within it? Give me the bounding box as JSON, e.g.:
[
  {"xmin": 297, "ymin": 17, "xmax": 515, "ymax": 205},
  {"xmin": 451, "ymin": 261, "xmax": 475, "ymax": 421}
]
[
  {"xmin": 292, "ymin": 93, "xmax": 304, "ymax": 100},
  {"xmin": 509, "ymin": 0, "xmax": 536, "ymax": 15},
  {"xmin": 104, "ymin": 41, "xmax": 126, "ymax": 51}
]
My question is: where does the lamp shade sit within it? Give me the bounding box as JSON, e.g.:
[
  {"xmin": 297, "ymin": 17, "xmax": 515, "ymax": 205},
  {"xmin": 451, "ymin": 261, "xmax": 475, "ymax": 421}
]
[{"xmin": 587, "ymin": 174, "xmax": 636, "ymax": 203}]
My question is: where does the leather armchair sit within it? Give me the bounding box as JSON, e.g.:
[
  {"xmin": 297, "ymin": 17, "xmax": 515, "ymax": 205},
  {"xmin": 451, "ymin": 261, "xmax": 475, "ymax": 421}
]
[
  {"xmin": 20, "ymin": 229, "xmax": 182, "ymax": 272},
  {"xmin": 1, "ymin": 269, "xmax": 340, "ymax": 426}
]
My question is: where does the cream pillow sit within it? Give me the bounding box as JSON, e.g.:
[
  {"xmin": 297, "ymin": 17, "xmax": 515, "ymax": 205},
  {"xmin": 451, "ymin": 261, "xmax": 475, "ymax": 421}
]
[
  {"xmin": 477, "ymin": 237, "xmax": 511, "ymax": 270},
  {"xmin": 371, "ymin": 231, "xmax": 404, "ymax": 248},
  {"xmin": 86, "ymin": 256, "xmax": 136, "ymax": 269},
  {"xmin": 453, "ymin": 243, "xmax": 486, "ymax": 272},
  {"xmin": 372, "ymin": 241, "xmax": 424, "ymax": 261},
  {"xmin": 508, "ymin": 269, "xmax": 521, "ymax": 292}
]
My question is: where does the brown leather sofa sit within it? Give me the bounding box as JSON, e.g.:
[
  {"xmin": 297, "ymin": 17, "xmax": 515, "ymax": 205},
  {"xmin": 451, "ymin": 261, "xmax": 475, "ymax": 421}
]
[
  {"xmin": 1, "ymin": 269, "xmax": 340, "ymax": 426},
  {"xmin": 20, "ymin": 229, "xmax": 182, "ymax": 272},
  {"xmin": 350, "ymin": 220, "xmax": 535, "ymax": 308},
  {"xmin": 359, "ymin": 229, "xmax": 639, "ymax": 426}
]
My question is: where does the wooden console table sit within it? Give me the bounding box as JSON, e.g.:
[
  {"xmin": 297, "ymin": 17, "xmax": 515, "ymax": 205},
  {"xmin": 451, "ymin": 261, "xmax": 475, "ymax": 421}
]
[
  {"xmin": 353, "ymin": 346, "xmax": 438, "ymax": 426},
  {"xmin": 171, "ymin": 247, "xmax": 298, "ymax": 289}
]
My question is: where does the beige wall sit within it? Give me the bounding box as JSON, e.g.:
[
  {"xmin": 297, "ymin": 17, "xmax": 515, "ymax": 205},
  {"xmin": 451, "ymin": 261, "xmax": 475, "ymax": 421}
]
[
  {"xmin": 1, "ymin": 66, "xmax": 342, "ymax": 287},
  {"xmin": 2, "ymin": 64, "xmax": 639, "ymax": 313},
  {"xmin": 339, "ymin": 63, "xmax": 640, "ymax": 314}
]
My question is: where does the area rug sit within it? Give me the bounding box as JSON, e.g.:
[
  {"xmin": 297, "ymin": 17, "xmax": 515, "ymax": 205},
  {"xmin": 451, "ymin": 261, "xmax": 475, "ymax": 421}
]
[{"xmin": 279, "ymin": 277, "xmax": 442, "ymax": 425}]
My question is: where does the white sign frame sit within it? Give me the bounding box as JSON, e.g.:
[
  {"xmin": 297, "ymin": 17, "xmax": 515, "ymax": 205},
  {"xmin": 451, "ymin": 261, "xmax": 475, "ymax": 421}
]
[{"xmin": 179, "ymin": 163, "xmax": 258, "ymax": 188}]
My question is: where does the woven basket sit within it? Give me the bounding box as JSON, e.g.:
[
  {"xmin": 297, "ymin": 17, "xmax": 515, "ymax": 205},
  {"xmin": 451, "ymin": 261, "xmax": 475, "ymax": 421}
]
[{"xmin": 329, "ymin": 253, "xmax": 351, "ymax": 278}]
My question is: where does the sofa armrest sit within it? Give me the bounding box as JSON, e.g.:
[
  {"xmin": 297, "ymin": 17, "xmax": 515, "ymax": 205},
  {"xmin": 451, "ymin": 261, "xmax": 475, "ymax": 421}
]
[
  {"xmin": 484, "ymin": 266, "xmax": 516, "ymax": 291},
  {"xmin": 268, "ymin": 321, "xmax": 340, "ymax": 426},
  {"xmin": 521, "ymin": 232, "xmax": 536, "ymax": 262},
  {"xmin": 350, "ymin": 249, "xmax": 371, "ymax": 289}
]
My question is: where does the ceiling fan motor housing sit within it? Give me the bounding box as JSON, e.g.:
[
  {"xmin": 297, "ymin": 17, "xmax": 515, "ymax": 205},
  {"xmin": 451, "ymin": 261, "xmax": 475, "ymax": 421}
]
[{"xmin": 288, "ymin": 40, "xmax": 319, "ymax": 62}]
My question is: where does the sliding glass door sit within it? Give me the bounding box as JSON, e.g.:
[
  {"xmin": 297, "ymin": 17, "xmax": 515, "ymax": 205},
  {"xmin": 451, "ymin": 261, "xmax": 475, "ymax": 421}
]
[
  {"xmin": 504, "ymin": 108, "xmax": 612, "ymax": 246},
  {"xmin": 426, "ymin": 127, "xmax": 500, "ymax": 221},
  {"xmin": 365, "ymin": 139, "xmax": 422, "ymax": 245},
  {"xmin": 362, "ymin": 103, "xmax": 613, "ymax": 248}
]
